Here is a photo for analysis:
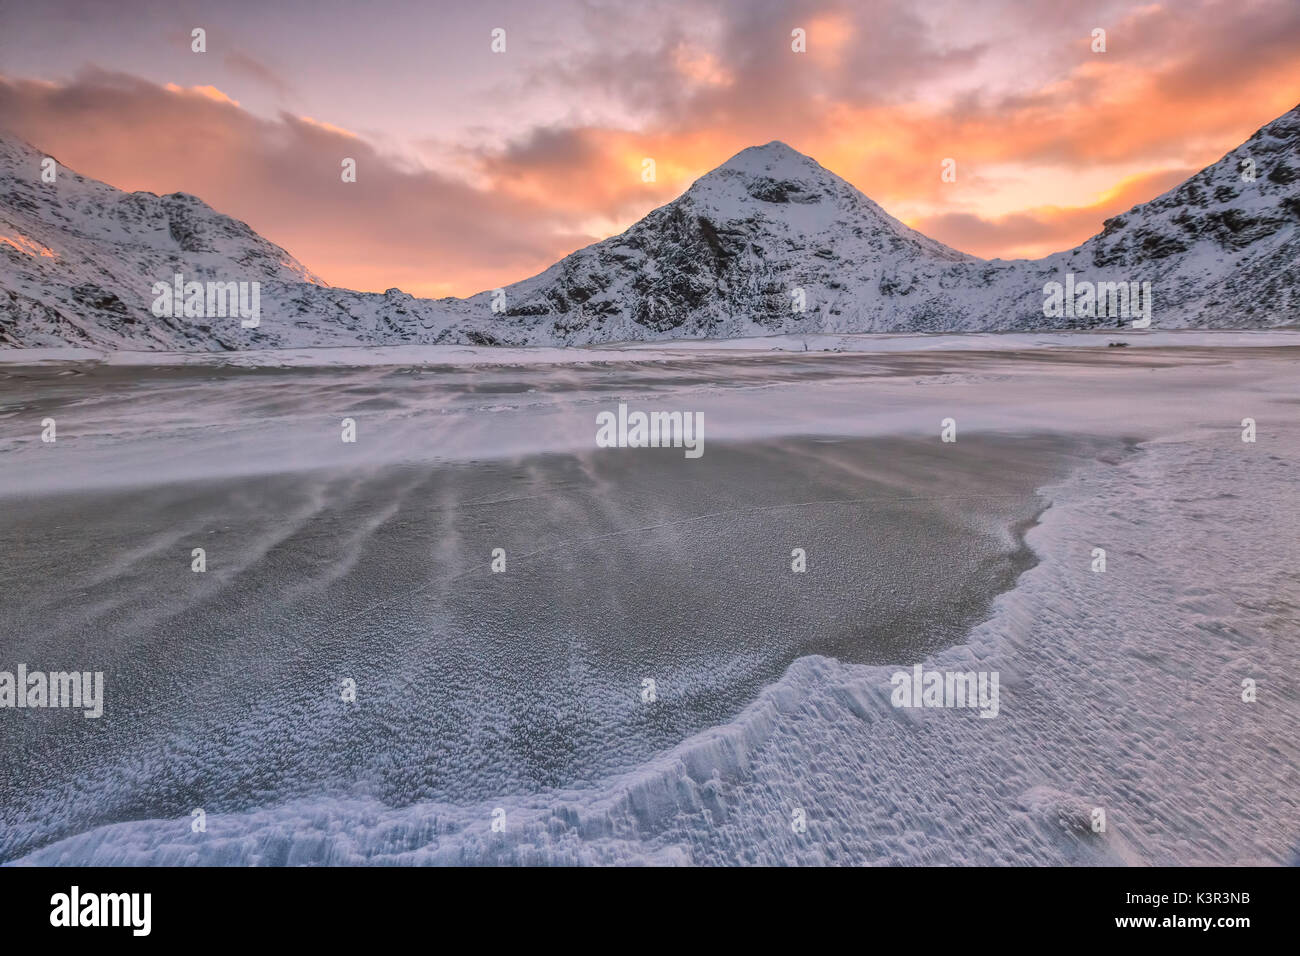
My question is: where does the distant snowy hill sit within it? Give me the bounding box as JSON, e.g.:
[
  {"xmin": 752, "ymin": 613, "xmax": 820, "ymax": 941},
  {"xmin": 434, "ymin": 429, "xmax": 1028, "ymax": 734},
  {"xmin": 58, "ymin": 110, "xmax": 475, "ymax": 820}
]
[
  {"xmin": 0, "ymin": 135, "xmax": 470, "ymax": 349},
  {"xmin": 2, "ymin": 103, "xmax": 1297, "ymax": 350}
]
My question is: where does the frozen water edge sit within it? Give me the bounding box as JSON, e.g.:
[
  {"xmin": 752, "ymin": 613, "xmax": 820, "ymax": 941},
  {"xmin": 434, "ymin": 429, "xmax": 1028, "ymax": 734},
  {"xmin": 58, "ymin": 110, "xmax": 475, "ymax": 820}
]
[
  {"xmin": 13, "ymin": 423, "xmax": 1299, "ymax": 865},
  {"xmin": 3, "ymin": 328, "xmax": 1300, "ymax": 368}
]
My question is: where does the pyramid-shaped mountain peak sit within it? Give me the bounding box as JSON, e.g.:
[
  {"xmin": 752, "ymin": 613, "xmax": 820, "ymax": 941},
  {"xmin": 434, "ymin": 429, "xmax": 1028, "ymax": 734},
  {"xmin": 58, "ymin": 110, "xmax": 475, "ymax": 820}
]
[{"xmin": 710, "ymin": 140, "xmax": 827, "ymax": 179}]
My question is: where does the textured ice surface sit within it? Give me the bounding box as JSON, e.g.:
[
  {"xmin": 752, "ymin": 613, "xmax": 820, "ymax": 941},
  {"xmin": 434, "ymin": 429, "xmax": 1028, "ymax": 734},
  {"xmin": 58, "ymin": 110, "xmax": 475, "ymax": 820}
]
[
  {"xmin": 0, "ymin": 432, "xmax": 1092, "ymax": 862},
  {"xmin": 2, "ymin": 347, "xmax": 1298, "ymax": 864},
  {"xmin": 0, "ymin": 343, "xmax": 1296, "ymax": 495}
]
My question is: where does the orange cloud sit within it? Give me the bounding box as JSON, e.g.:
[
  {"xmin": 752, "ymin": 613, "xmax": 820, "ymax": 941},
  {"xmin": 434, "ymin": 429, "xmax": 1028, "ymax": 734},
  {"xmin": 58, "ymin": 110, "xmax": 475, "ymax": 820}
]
[
  {"xmin": 909, "ymin": 168, "xmax": 1195, "ymax": 260},
  {"xmin": 672, "ymin": 44, "xmax": 734, "ymax": 88},
  {"xmin": 0, "ymin": 70, "xmax": 583, "ymax": 298},
  {"xmin": 162, "ymin": 83, "xmax": 240, "ymax": 107},
  {"xmin": 805, "ymin": 13, "xmax": 854, "ymax": 66},
  {"xmin": 298, "ymin": 115, "xmax": 359, "ymax": 139},
  {"xmin": 1, "ymin": 0, "xmax": 1298, "ymax": 293}
]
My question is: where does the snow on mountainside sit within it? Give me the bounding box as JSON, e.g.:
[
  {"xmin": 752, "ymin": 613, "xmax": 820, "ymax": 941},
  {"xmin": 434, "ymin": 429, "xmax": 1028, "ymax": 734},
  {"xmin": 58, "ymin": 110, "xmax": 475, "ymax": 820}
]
[
  {"xmin": 0, "ymin": 135, "xmax": 470, "ymax": 349},
  {"xmin": 1058, "ymin": 106, "xmax": 1300, "ymax": 328},
  {"xmin": 1, "ymin": 104, "xmax": 1298, "ymax": 351},
  {"xmin": 461, "ymin": 142, "xmax": 978, "ymax": 343},
  {"xmin": 481, "ymin": 107, "xmax": 1300, "ymax": 344}
]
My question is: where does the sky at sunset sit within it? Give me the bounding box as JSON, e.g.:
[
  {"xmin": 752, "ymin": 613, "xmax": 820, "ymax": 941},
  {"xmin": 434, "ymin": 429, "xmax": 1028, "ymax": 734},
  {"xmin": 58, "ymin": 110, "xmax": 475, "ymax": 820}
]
[{"xmin": 1, "ymin": 0, "xmax": 1298, "ymax": 298}]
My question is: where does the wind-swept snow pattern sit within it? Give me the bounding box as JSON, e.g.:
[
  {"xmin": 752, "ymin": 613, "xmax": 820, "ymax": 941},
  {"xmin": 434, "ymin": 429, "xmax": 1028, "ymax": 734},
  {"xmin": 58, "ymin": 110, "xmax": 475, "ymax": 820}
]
[{"xmin": 2, "ymin": 345, "xmax": 1297, "ymax": 865}]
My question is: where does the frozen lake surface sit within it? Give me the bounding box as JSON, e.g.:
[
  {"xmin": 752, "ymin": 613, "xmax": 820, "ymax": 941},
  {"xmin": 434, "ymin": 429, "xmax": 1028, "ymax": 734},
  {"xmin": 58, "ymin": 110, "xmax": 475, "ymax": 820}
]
[{"xmin": 1, "ymin": 344, "xmax": 1297, "ymax": 864}]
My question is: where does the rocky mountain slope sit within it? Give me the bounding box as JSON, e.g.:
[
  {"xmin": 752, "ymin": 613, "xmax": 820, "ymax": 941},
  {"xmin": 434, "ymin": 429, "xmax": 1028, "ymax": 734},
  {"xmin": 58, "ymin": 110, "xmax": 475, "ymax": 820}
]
[
  {"xmin": 479, "ymin": 105, "xmax": 1299, "ymax": 344},
  {"xmin": 1, "ymin": 103, "xmax": 1297, "ymax": 350},
  {"xmin": 461, "ymin": 141, "xmax": 978, "ymax": 343},
  {"xmin": 0, "ymin": 134, "xmax": 470, "ymax": 350},
  {"xmin": 1053, "ymin": 106, "xmax": 1300, "ymax": 329}
]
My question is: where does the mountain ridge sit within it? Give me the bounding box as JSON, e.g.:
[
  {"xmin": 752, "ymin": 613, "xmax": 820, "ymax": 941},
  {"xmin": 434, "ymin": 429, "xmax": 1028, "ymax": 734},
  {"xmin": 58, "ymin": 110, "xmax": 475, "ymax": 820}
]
[{"xmin": 2, "ymin": 104, "xmax": 1298, "ymax": 350}]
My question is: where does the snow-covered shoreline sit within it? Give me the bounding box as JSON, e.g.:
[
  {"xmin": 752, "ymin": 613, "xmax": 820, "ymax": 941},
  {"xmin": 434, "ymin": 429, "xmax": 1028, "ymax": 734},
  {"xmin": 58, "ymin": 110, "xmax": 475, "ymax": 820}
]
[
  {"xmin": 4, "ymin": 345, "xmax": 1296, "ymax": 865},
  {"xmin": 13, "ymin": 423, "xmax": 1298, "ymax": 865},
  {"xmin": 3, "ymin": 328, "xmax": 1300, "ymax": 369}
]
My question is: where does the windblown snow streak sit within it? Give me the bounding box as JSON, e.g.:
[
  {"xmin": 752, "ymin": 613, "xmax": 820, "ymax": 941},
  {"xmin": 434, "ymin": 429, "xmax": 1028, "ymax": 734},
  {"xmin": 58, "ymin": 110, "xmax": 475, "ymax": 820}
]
[{"xmin": 8, "ymin": 422, "xmax": 1299, "ymax": 866}]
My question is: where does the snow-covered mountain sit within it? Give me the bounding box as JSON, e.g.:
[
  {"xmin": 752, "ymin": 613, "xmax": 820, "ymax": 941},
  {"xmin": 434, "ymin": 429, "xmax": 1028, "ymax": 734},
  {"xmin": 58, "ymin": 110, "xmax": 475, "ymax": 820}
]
[
  {"xmin": 480, "ymin": 105, "xmax": 1300, "ymax": 343},
  {"xmin": 0, "ymin": 134, "xmax": 470, "ymax": 350},
  {"xmin": 2, "ymin": 103, "xmax": 1297, "ymax": 350},
  {"xmin": 461, "ymin": 141, "xmax": 978, "ymax": 344}
]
